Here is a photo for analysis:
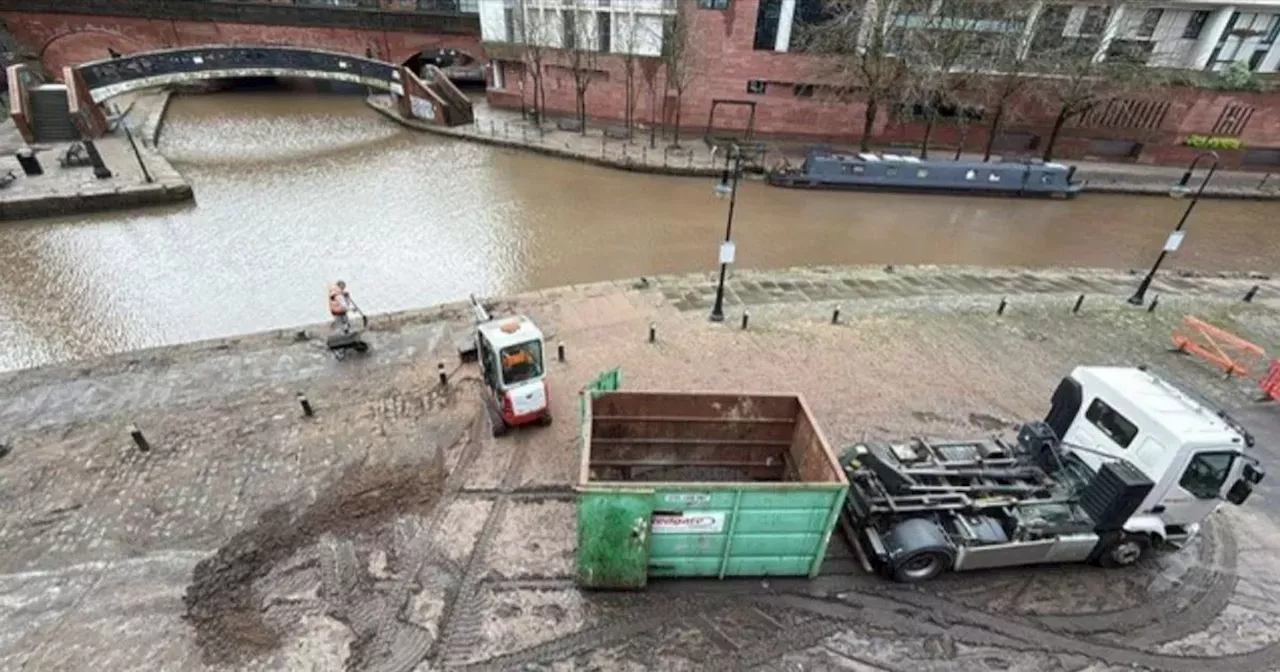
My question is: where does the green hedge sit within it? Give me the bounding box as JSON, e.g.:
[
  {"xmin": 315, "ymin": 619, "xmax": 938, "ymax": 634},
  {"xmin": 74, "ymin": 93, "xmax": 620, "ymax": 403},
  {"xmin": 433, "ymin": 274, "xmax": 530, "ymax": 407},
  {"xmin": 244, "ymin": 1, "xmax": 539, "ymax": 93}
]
[{"xmin": 1184, "ymin": 135, "xmax": 1244, "ymax": 150}]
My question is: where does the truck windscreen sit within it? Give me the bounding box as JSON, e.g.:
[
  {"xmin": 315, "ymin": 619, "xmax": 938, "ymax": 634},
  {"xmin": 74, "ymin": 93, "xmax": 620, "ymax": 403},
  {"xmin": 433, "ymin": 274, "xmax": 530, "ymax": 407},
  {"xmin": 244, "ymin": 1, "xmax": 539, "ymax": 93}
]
[{"xmin": 500, "ymin": 341, "xmax": 543, "ymax": 385}]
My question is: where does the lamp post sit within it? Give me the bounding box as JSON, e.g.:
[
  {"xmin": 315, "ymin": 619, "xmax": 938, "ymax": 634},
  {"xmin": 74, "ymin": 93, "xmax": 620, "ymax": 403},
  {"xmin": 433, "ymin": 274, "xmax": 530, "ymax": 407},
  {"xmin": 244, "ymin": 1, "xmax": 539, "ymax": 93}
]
[
  {"xmin": 709, "ymin": 145, "xmax": 742, "ymax": 322},
  {"xmin": 1127, "ymin": 150, "xmax": 1220, "ymax": 306}
]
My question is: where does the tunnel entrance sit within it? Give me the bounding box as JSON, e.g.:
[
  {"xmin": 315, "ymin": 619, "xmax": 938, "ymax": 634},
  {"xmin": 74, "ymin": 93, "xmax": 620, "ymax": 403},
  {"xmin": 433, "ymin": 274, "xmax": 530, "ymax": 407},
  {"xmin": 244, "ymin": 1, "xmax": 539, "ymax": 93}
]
[{"xmin": 403, "ymin": 48, "xmax": 485, "ymax": 91}]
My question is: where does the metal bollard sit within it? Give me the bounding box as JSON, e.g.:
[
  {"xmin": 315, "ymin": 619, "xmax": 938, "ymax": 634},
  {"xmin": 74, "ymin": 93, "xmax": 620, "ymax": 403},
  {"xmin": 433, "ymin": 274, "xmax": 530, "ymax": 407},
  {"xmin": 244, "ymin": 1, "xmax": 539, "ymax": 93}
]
[
  {"xmin": 557, "ymin": 341, "xmax": 566, "ymax": 362},
  {"xmin": 297, "ymin": 392, "xmax": 314, "ymax": 418},
  {"xmin": 489, "ymin": 120, "xmax": 495, "ymax": 136},
  {"xmin": 643, "ymin": 146, "xmax": 648, "ymax": 164},
  {"xmin": 997, "ymin": 298, "xmax": 1007, "ymax": 316},
  {"xmin": 1148, "ymin": 295, "xmax": 1160, "ymax": 313},
  {"xmin": 648, "ymin": 322, "xmax": 656, "ymax": 343},
  {"xmin": 1244, "ymin": 285, "xmax": 1260, "ymax": 303},
  {"xmin": 832, "ymin": 306, "xmax": 841, "ymax": 324},
  {"xmin": 438, "ymin": 361, "xmax": 448, "ymax": 385},
  {"xmin": 1072, "ymin": 294, "xmax": 1085, "ymax": 314},
  {"xmin": 741, "ymin": 311, "xmax": 750, "ymax": 330},
  {"xmin": 128, "ymin": 424, "xmax": 150, "ymax": 453},
  {"xmin": 503, "ymin": 121, "xmax": 509, "ymax": 138}
]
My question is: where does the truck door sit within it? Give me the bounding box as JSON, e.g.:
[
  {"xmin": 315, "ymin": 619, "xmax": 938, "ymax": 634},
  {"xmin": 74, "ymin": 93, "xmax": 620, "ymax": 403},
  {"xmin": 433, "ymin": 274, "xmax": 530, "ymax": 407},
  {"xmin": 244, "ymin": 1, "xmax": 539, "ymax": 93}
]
[
  {"xmin": 1158, "ymin": 450, "xmax": 1237, "ymax": 525},
  {"xmin": 576, "ymin": 489, "xmax": 653, "ymax": 589}
]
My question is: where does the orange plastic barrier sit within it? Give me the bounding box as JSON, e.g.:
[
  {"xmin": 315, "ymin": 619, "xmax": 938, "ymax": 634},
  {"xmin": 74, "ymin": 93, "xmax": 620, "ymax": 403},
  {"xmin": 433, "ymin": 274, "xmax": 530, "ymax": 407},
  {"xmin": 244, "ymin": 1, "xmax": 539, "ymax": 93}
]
[
  {"xmin": 1171, "ymin": 316, "xmax": 1268, "ymax": 379},
  {"xmin": 1261, "ymin": 360, "xmax": 1280, "ymax": 402}
]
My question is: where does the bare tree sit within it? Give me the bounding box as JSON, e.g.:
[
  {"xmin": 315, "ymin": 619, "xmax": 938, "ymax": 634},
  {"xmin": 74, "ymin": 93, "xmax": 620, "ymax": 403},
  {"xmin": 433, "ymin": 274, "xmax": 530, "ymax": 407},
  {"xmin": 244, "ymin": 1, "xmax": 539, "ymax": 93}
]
[
  {"xmin": 900, "ymin": 0, "xmax": 1005, "ymax": 158},
  {"xmin": 1034, "ymin": 2, "xmax": 1167, "ymax": 160},
  {"xmin": 616, "ymin": 10, "xmax": 652, "ymax": 137},
  {"xmin": 969, "ymin": 2, "xmax": 1047, "ymax": 161},
  {"xmin": 563, "ymin": 0, "xmax": 602, "ymax": 133},
  {"xmin": 641, "ymin": 57, "xmax": 662, "ymax": 148},
  {"xmin": 795, "ymin": 0, "xmax": 935, "ymax": 152},
  {"xmin": 660, "ymin": 0, "xmax": 704, "ymax": 147},
  {"xmin": 507, "ymin": 0, "xmax": 552, "ymax": 130}
]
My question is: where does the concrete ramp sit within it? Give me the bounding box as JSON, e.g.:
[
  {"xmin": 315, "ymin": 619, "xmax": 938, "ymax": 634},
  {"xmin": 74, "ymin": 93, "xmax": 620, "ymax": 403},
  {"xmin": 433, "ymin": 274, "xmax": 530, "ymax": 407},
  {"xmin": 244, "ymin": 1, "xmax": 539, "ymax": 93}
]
[{"xmin": 397, "ymin": 65, "xmax": 473, "ymax": 128}]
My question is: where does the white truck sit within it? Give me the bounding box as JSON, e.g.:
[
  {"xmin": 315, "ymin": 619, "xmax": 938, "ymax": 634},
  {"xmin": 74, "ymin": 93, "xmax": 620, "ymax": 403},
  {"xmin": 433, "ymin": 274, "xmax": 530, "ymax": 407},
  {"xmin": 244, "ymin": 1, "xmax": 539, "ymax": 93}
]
[{"xmin": 841, "ymin": 366, "xmax": 1266, "ymax": 582}]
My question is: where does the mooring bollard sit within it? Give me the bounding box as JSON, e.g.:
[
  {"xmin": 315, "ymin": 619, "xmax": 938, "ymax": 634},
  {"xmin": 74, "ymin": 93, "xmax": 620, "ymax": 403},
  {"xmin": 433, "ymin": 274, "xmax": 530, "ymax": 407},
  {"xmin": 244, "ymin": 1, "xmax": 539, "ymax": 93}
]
[
  {"xmin": 297, "ymin": 392, "xmax": 314, "ymax": 418},
  {"xmin": 438, "ymin": 361, "xmax": 448, "ymax": 385},
  {"xmin": 1072, "ymin": 294, "xmax": 1085, "ymax": 314},
  {"xmin": 1244, "ymin": 285, "xmax": 1260, "ymax": 303},
  {"xmin": 997, "ymin": 298, "xmax": 1008, "ymax": 316},
  {"xmin": 557, "ymin": 341, "xmax": 566, "ymax": 362},
  {"xmin": 648, "ymin": 322, "xmax": 656, "ymax": 343},
  {"xmin": 128, "ymin": 424, "xmax": 150, "ymax": 453},
  {"xmin": 1148, "ymin": 295, "xmax": 1160, "ymax": 313},
  {"xmin": 832, "ymin": 305, "xmax": 841, "ymax": 324},
  {"xmin": 741, "ymin": 311, "xmax": 750, "ymax": 330}
]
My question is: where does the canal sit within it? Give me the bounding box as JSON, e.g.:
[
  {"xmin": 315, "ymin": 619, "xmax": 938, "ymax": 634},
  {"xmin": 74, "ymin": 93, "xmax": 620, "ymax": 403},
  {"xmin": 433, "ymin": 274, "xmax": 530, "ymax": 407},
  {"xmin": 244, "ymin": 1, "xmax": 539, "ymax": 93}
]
[{"xmin": 1, "ymin": 92, "xmax": 1277, "ymax": 371}]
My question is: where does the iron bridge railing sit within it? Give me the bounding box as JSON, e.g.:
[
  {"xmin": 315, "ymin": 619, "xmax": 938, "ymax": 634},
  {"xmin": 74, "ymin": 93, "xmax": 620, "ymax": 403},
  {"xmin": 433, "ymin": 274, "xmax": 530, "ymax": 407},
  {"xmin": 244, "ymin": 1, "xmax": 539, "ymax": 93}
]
[{"xmin": 78, "ymin": 46, "xmax": 398, "ymax": 92}]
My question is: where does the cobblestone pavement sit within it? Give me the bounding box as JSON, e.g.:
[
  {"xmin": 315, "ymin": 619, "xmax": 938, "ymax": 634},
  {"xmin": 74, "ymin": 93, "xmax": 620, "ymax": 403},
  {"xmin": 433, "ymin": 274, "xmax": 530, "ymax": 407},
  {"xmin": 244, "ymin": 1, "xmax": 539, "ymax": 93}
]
[
  {"xmin": 3, "ymin": 265, "xmax": 1280, "ymax": 671},
  {"xmin": 369, "ymin": 96, "xmax": 1280, "ymax": 199}
]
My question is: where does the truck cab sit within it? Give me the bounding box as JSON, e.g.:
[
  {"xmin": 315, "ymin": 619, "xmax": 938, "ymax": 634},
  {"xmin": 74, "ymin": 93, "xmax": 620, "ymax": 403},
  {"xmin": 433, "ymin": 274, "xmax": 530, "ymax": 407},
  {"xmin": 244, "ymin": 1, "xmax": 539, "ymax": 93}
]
[
  {"xmin": 1046, "ymin": 366, "xmax": 1265, "ymax": 548},
  {"xmin": 475, "ymin": 315, "xmax": 551, "ymax": 431}
]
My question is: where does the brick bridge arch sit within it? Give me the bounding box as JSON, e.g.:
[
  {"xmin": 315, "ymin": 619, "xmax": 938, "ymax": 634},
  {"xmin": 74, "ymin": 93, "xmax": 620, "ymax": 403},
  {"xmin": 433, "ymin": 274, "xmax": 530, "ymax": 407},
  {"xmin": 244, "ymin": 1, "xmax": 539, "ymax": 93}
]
[{"xmin": 57, "ymin": 45, "xmax": 475, "ymax": 139}]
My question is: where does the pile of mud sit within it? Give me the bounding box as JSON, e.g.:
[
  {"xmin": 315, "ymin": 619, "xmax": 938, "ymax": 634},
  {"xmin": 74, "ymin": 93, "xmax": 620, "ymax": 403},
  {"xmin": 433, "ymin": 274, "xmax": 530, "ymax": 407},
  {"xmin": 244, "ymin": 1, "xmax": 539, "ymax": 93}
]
[{"xmin": 182, "ymin": 456, "xmax": 447, "ymax": 664}]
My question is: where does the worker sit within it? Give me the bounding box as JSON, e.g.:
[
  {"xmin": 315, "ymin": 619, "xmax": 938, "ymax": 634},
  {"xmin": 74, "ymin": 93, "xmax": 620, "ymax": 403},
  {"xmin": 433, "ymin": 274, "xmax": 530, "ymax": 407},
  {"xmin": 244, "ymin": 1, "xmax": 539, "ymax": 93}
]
[{"xmin": 329, "ymin": 280, "xmax": 353, "ymax": 333}]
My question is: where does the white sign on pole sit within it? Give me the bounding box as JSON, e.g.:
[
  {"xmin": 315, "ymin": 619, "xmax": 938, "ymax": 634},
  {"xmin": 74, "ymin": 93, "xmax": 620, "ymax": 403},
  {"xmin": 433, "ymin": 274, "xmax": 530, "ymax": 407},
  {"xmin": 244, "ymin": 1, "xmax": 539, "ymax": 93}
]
[
  {"xmin": 719, "ymin": 241, "xmax": 736, "ymax": 264},
  {"xmin": 652, "ymin": 512, "xmax": 726, "ymax": 535},
  {"xmin": 1164, "ymin": 231, "xmax": 1185, "ymax": 252}
]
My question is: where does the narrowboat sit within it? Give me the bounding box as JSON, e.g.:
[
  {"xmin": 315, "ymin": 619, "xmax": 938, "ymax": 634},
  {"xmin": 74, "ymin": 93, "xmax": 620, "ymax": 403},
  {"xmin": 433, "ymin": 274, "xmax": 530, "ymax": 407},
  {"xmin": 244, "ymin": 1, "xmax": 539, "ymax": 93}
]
[{"xmin": 767, "ymin": 148, "xmax": 1085, "ymax": 198}]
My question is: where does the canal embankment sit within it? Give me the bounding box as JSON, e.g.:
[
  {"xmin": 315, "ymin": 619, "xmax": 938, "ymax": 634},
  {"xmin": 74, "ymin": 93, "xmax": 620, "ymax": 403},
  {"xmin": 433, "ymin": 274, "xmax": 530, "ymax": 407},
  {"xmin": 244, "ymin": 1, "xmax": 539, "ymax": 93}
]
[
  {"xmin": 0, "ymin": 89, "xmax": 192, "ymax": 222},
  {"xmin": 368, "ymin": 95, "xmax": 1280, "ymax": 200}
]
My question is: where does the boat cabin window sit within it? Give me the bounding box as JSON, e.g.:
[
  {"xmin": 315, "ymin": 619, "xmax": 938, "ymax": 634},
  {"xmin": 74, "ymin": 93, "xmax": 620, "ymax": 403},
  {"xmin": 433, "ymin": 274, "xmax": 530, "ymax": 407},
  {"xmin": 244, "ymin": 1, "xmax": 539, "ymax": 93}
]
[
  {"xmin": 965, "ymin": 170, "xmax": 977, "ymax": 180},
  {"xmin": 916, "ymin": 168, "xmax": 929, "ymax": 178},
  {"xmin": 842, "ymin": 164, "xmax": 865, "ymax": 175},
  {"xmin": 886, "ymin": 166, "xmax": 898, "ymax": 177},
  {"xmin": 1085, "ymin": 398, "xmax": 1138, "ymax": 449},
  {"xmin": 988, "ymin": 173, "xmax": 1001, "ymax": 182},
  {"xmin": 1179, "ymin": 451, "xmax": 1236, "ymax": 499},
  {"xmin": 500, "ymin": 340, "xmax": 544, "ymax": 385}
]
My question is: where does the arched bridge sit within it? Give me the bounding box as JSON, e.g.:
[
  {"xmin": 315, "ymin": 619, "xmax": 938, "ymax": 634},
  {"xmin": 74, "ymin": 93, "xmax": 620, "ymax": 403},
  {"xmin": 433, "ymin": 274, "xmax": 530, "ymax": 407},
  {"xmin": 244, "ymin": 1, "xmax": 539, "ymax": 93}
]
[
  {"xmin": 53, "ymin": 45, "xmax": 474, "ymax": 139},
  {"xmin": 77, "ymin": 46, "xmax": 404, "ymax": 101}
]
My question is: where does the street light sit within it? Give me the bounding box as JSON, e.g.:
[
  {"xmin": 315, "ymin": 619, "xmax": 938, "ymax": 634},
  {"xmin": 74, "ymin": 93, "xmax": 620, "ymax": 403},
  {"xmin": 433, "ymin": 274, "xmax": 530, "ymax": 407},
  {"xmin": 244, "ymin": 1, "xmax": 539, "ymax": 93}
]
[
  {"xmin": 709, "ymin": 145, "xmax": 742, "ymax": 322},
  {"xmin": 1127, "ymin": 150, "xmax": 1220, "ymax": 306}
]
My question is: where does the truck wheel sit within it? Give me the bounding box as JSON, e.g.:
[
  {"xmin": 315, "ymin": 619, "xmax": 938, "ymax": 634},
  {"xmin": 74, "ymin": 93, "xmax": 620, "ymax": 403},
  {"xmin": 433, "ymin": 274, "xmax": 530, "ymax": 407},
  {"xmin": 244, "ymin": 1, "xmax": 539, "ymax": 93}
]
[
  {"xmin": 538, "ymin": 412, "xmax": 553, "ymax": 427},
  {"xmin": 485, "ymin": 401, "xmax": 509, "ymax": 437},
  {"xmin": 891, "ymin": 550, "xmax": 951, "ymax": 583},
  {"xmin": 1100, "ymin": 534, "xmax": 1150, "ymax": 568}
]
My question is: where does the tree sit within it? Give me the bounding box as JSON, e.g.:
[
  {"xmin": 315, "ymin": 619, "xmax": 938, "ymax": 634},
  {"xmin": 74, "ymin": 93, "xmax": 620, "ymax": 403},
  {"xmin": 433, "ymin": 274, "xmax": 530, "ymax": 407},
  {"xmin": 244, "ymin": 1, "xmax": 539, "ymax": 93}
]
[
  {"xmin": 616, "ymin": 10, "xmax": 653, "ymax": 138},
  {"xmin": 900, "ymin": 0, "xmax": 1001, "ymax": 158},
  {"xmin": 971, "ymin": 1, "xmax": 1046, "ymax": 161},
  {"xmin": 1034, "ymin": 2, "xmax": 1167, "ymax": 161},
  {"xmin": 564, "ymin": 0, "xmax": 601, "ymax": 134},
  {"xmin": 508, "ymin": 0, "xmax": 552, "ymax": 131},
  {"xmin": 660, "ymin": 0, "xmax": 704, "ymax": 148},
  {"xmin": 795, "ymin": 0, "xmax": 930, "ymax": 152}
]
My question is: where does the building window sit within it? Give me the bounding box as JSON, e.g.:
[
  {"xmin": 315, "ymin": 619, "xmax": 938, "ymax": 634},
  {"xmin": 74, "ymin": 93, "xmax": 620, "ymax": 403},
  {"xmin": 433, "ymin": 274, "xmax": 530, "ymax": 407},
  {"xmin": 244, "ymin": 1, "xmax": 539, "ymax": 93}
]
[
  {"xmin": 1249, "ymin": 50, "xmax": 1267, "ymax": 71},
  {"xmin": 1136, "ymin": 8, "xmax": 1162, "ymax": 39},
  {"xmin": 747, "ymin": 79, "xmax": 767, "ymax": 94},
  {"xmin": 1183, "ymin": 10, "xmax": 1210, "ymax": 39},
  {"xmin": 1263, "ymin": 15, "xmax": 1280, "ymax": 45},
  {"xmin": 699, "ymin": 0, "xmax": 731, "ymax": 9},
  {"xmin": 1080, "ymin": 6, "xmax": 1110, "ymax": 37},
  {"xmin": 753, "ymin": 0, "xmax": 783, "ymax": 50},
  {"xmin": 1085, "ymin": 398, "xmax": 1138, "ymax": 449},
  {"xmin": 793, "ymin": 84, "xmax": 814, "ymax": 98},
  {"xmin": 504, "ymin": 7, "xmax": 517, "ymax": 42},
  {"xmin": 563, "ymin": 10, "xmax": 576, "ymax": 50},
  {"xmin": 598, "ymin": 12, "xmax": 611, "ymax": 52}
]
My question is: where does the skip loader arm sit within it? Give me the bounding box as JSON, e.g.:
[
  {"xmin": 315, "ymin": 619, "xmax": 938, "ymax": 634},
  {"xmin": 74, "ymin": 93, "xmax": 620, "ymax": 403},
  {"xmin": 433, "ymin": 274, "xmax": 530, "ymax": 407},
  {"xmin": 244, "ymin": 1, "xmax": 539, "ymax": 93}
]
[{"xmin": 470, "ymin": 294, "xmax": 491, "ymax": 324}]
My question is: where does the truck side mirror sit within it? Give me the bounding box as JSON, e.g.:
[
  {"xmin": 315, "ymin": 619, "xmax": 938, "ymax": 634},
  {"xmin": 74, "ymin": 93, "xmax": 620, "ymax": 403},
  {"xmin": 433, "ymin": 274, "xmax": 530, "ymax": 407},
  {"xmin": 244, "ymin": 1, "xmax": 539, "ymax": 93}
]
[
  {"xmin": 1226, "ymin": 479, "xmax": 1253, "ymax": 506},
  {"xmin": 1244, "ymin": 462, "xmax": 1265, "ymax": 485}
]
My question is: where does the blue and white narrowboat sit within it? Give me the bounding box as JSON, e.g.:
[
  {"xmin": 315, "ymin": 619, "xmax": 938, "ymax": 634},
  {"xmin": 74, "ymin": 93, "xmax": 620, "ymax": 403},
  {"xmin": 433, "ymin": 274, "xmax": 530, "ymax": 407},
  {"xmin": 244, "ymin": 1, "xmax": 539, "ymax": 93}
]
[{"xmin": 767, "ymin": 148, "xmax": 1085, "ymax": 199}]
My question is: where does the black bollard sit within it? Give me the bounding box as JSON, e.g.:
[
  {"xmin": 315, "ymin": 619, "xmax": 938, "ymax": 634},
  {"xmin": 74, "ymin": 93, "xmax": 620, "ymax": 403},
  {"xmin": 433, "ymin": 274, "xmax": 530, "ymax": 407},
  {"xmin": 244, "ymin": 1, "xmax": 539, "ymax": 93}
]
[
  {"xmin": 128, "ymin": 424, "xmax": 150, "ymax": 453},
  {"xmin": 83, "ymin": 140, "xmax": 113, "ymax": 179},
  {"xmin": 1072, "ymin": 294, "xmax": 1085, "ymax": 314},
  {"xmin": 297, "ymin": 392, "xmax": 314, "ymax": 418},
  {"xmin": 832, "ymin": 306, "xmax": 841, "ymax": 325},
  {"xmin": 1148, "ymin": 296, "xmax": 1160, "ymax": 313},
  {"xmin": 557, "ymin": 341, "xmax": 566, "ymax": 362},
  {"xmin": 648, "ymin": 322, "xmax": 656, "ymax": 343},
  {"xmin": 438, "ymin": 361, "xmax": 448, "ymax": 385},
  {"xmin": 741, "ymin": 311, "xmax": 750, "ymax": 330},
  {"xmin": 1244, "ymin": 285, "xmax": 1260, "ymax": 303},
  {"xmin": 997, "ymin": 298, "xmax": 1007, "ymax": 316},
  {"xmin": 15, "ymin": 147, "xmax": 43, "ymax": 176}
]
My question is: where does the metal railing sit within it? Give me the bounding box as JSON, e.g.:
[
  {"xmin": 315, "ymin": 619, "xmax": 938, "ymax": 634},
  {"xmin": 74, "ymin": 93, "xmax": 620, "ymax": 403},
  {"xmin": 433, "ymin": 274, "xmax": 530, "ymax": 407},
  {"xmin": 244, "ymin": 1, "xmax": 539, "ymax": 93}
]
[{"xmin": 78, "ymin": 46, "xmax": 397, "ymax": 92}]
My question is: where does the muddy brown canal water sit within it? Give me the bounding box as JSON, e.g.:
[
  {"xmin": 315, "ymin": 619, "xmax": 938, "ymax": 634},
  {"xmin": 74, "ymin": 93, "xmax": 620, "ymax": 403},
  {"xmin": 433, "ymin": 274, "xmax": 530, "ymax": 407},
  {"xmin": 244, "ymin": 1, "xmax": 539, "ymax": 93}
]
[{"xmin": 0, "ymin": 92, "xmax": 1276, "ymax": 371}]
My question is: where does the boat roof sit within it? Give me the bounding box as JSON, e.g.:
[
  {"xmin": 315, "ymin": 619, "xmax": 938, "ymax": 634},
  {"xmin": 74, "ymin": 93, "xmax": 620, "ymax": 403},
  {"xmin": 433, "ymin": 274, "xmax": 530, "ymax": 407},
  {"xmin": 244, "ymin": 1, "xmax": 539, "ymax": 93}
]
[
  {"xmin": 1072, "ymin": 366, "xmax": 1245, "ymax": 446},
  {"xmin": 478, "ymin": 315, "xmax": 543, "ymax": 349},
  {"xmin": 809, "ymin": 150, "xmax": 1071, "ymax": 171}
]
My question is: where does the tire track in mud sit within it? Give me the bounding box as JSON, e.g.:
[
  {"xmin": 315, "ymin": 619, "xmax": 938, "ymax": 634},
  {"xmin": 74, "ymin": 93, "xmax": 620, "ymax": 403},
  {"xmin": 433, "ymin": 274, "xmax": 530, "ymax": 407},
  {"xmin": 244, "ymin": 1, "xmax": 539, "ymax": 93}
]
[{"xmin": 767, "ymin": 588, "xmax": 1280, "ymax": 672}]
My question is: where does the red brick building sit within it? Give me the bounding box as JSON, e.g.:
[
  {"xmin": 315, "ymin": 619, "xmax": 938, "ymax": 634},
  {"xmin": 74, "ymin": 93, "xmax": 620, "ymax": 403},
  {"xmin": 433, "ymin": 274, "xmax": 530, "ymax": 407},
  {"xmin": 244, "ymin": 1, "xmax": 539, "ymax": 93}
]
[{"xmin": 481, "ymin": 0, "xmax": 1280, "ymax": 169}]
